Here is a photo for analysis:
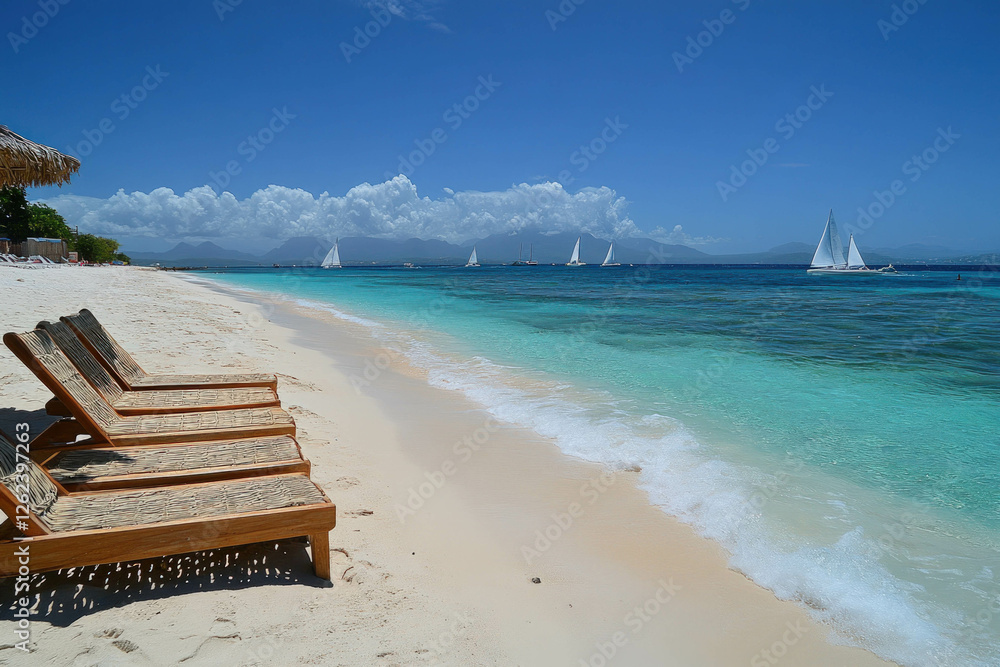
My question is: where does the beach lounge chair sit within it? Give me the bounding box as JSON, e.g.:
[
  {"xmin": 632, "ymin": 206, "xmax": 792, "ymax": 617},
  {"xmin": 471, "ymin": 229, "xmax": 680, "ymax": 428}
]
[
  {"xmin": 62, "ymin": 309, "xmax": 278, "ymax": 392},
  {"xmin": 4, "ymin": 329, "xmax": 295, "ymax": 448},
  {"xmin": 37, "ymin": 320, "xmax": 280, "ymax": 416},
  {"xmin": 0, "ymin": 432, "xmax": 336, "ymax": 579},
  {"xmin": 22, "ymin": 431, "xmax": 310, "ymax": 491}
]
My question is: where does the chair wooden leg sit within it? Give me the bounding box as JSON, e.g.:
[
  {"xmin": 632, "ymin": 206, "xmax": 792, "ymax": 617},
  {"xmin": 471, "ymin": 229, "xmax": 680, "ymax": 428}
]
[{"xmin": 310, "ymin": 532, "xmax": 331, "ymax": 580}]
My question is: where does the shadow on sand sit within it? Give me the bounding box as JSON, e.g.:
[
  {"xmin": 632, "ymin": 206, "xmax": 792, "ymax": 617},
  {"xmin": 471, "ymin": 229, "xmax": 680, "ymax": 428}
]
[{"xmin": 1, "ymin": 539, "xmax": 330, "ymax": 627}]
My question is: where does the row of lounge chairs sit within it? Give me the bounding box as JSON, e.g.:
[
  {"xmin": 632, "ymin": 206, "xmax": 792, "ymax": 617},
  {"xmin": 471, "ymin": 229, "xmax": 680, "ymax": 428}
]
[{"xmin": 0, "ymin": 309, "xmax": 337, "ymax": 580}]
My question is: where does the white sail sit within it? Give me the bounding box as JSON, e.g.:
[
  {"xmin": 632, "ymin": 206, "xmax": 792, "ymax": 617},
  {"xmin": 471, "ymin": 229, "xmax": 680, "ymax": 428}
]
[
  {"xmin": 466, "ymin": 246, "xmax": 479, "ymax": 266},
  {"xmin": 567, "ymin": 237, "xmax": 584, "ymax": 265},
  {"xmin": 810, "ymin": 210, "xmax": 846, "ymax": 269},
  {"xmin": 601, "ymin": 242, "xmax": 619, "ymax": 266},
  {"xmin": 847, "ymin": 234, "xmax": 867, "ymax": 269},
  {"xmin": 322, "ymin": 239, "xmax": 341, "ymax": 268}
]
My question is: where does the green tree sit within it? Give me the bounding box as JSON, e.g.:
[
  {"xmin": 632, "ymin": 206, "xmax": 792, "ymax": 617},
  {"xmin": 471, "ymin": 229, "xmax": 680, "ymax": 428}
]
[
  {"xmin": 27, "ymin": 203, "xmax": 74, "ymax": 240},
  {"xmin": 0, "ymin": 186, "xmax": 32, "ymax": 242},
  {"xmin": 75, "ymin": 234, "xmax": 121, "ymax": 263}
]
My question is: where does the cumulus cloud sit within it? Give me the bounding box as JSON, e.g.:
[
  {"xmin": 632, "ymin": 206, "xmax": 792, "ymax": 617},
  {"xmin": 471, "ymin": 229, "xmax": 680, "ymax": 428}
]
[
  {"xmin": 648, "ymin": 224, "xmax": 726, "ymax": 246},
  {"xmin": 44, "ymin": 176, "xmax": 642, "ymax": 244}
]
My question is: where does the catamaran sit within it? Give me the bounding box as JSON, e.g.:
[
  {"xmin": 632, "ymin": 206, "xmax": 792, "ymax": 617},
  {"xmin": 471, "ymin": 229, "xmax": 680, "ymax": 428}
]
[
  {"xmin": 321, "ymin": 239, "xmax": 341, "ymax": 269},
  {"xmin": 808, "ymin": 211, "xmax": 880, "ymax": 275},
  {"xmin": 601, "ymin": 242, "xmax": 620, "ymax": 267},
  {"xmin": 566, "ymin": 237, "xmax": 586, "ymax": 266},
  {"xmin": 466, "ymin": 246, "xmax": 480, "ymax": 267}
]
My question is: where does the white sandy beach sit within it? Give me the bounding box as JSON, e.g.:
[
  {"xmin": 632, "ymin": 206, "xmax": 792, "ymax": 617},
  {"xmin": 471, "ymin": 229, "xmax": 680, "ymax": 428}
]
[{"xmin": 0, "ymin": 267, "xmax": 897, "ymax": 666}]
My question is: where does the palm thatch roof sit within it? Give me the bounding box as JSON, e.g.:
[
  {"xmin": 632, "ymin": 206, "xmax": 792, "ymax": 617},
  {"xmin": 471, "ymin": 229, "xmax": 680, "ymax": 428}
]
[{"xmin": 0, "ymin": 125, "xmax": 80, "ymax": 188}]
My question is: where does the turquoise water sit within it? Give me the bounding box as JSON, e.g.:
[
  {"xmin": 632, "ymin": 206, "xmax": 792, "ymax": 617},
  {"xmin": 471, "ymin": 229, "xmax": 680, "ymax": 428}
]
[{"xmin": 202, "ymin": 265, "xmax": 1000, "ymax": 666}]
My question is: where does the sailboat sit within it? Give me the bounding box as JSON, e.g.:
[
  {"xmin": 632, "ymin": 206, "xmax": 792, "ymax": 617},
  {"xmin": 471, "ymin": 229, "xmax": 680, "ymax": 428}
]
[
  {"xmin": 321, "ymin": 239, "xmax": 341, "ymax": 269},
  {"xmin": 466, "ymin": 246, "xmax": 480, "ymax": 267},
  {"xmin": 511, "ymin": 242, "xmax": 527, "ymax": 266},
  {"xmin": 525, "ymin": 243, "xmax": 538, "ymax": 265},
  {"xmin": 601, "ymin": 242, "xmax": 620, "ymax": 267},
  {"xmin": 566, "ymin": 237, "xmax": 586, "ymax": 266},
  {"xmin": 807, "ymin": 211, "xmax": 879, "ymax": 275}
]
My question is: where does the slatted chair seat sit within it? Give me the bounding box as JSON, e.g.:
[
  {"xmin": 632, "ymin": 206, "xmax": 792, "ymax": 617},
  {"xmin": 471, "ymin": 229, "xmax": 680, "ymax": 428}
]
[
  {"xmin": 62, "ymin": 309, "xmax": 278, "ymax": 391},
  {"xmin": 4, "ymin": 329, "xmax": 295, "ymax": 447},
  {"xmin": 42, "ymin": 435, "xmax": 309, "ymax": 491},
  {"xmin": 39, "ymin": 320, "xmax": 280, "ymax": 416},
  {"xmin": 0, "ymin": 432, "xmax": 336, "ymax": 579}
]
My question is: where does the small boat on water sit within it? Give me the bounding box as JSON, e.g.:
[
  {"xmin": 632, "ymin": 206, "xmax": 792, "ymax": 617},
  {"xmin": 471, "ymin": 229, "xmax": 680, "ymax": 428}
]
[
  {"xmin": 511, "ymin": 242, "xmax": 527, "ymax": 266},
  {"xmin": 526, "ymin": 243, "xmax": 538, "ymax": 265},
  {"xmin": 601, "ymin": 242, "xmax": 620, "ymax": 267},
  {"xmin": 566, "ymin": 237, "xmax": 586, "ymax": 266},
  {"xmin": 466, "ymin": 246, "xmax": 480, "ymax": 267},
  {"xmin": 807, "ymin": 211, "xmax": 882, "ymax": 275},
  {"xmin": 321, "ymin": 239, "xmax": 342, "ymax": 269}
]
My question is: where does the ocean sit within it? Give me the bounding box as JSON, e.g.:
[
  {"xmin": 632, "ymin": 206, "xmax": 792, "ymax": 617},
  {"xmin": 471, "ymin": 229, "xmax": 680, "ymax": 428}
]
[{"xmin": 201, "ymin": 264, "xmax": 1000, "ymax": 667}]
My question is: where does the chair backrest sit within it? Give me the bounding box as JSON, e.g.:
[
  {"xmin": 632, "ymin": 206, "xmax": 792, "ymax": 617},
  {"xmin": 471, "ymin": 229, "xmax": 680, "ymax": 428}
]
[
  {"xmin": 61, "ymin": 309, "xmax": 145, "ymax": 385},
  {"xmin": 3, "ymin": 329, "xmax": 119, "ymax": 437},
  {"xmin": 0, "ymin": 430, "xmax": 57, "ymax": 534},
  {"xmin": 38, "ymin": 320, "xmax": 126, "ymax": 403}
]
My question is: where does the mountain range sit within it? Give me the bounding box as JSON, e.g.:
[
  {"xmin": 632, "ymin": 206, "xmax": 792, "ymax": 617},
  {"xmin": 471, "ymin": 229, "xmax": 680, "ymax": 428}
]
[{"xmin": 126, "ymin": 233, "xmax": 996, "ymax": 267}]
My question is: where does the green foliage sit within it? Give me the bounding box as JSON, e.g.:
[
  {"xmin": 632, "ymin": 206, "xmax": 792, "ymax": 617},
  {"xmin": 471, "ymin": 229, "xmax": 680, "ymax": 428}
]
[
  {"xmin": 0, "ymin": 187, "xmax": 32, "ymax": 242},
  {"xmin": 0, "ymin": 187, "xmax": 75, "ymax": 243},
  {"xmin": 74, "ymin": 234, "xmax": 122, "ymax": 264},
  {"xmin": 27, "ymin": 203, "xmax": 74, "ymax": 241},
  {"xmin": 1, "ymin": 186, "xmax": 126, "ymax": 262}
]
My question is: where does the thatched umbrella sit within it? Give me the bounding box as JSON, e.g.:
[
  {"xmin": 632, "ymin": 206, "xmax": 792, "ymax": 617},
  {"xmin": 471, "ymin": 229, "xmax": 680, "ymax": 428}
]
[{"xmin": 0, "ymin": 125, "xmax": 80, "ymax": 188}]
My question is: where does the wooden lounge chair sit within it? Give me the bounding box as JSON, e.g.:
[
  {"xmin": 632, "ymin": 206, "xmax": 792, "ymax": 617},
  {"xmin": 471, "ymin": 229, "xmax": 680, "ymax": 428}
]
[
  {"xmin": 4, "ymin": 329, "xmax": 295, "ymax": 448},
  {"xmin": 0, "ymin": 432, "xmax": 336, "ymax": 579},
  {"xmin": 62, "ymin": 309, "xmax": 278, "ymax": 392},
  {"xmin": 30, "ymin": 433, "xmax": 310, "ymax": 491},
  {"xmin": 38, "ymin": 320, "xmax": 280, "ymax": 416}
]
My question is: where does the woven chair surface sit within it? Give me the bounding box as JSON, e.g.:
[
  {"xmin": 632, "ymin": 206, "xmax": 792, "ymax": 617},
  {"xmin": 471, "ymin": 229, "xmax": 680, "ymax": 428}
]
[
  {"xmin": 0, "ymin": 432, "xmax": 59, "ymax": 516},
  {"xmin": 41, "ymin": 474, "xmax": 325, "ymax": 532},
  {"xmin": 40, "ymin": 320, "xmax": 125, "ymax": 403},
  {"xmin": 48, "ymin": 435, "xmax": 301, "ymax": 483},
  {"xmin": 104, "ymin": 407, "xmax": 293, "ymax": 436},
  {"xmin": 63, "ymin": 309, "xmax": 145, "ymax": 383}
]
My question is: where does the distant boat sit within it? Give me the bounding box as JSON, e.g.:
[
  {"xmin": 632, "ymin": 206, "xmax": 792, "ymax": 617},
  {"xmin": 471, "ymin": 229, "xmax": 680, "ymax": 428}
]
[
  {"xmin": 511, "ymin": 242, "xmax": 527, "ymax": 266},
  {"xmin": 807, "ymin": 211, "xmax": 879, "ymax": 275},
  {"xmin": 526, "ymin": 243, "xmax": 538, "ymax": 265},
  {"xmin": 466, "ymin": 246, "xmax": 480, "ymax": 267},
  {"xmin": 601, "ymin": 242, "xmax": 620, "ymax": 267},
  {"xmin": 321, "ymin": 239, "xmax": 341, "ymax": 269},
  {"xmin": 566, "ymin": 237, "xmax": 586, "ymax": 266}
]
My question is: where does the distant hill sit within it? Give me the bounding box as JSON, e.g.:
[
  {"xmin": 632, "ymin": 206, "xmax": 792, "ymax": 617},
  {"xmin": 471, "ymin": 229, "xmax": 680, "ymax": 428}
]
[{"xmin": 125, "ymin": 236, "xmax": 995, "ymax": 267}]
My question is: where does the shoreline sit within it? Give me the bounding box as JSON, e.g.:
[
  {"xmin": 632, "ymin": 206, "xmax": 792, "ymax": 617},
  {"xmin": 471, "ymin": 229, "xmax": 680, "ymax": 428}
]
[{"xmin": 0, "ymin": 268, "xmax": 895, "ymax": 666}]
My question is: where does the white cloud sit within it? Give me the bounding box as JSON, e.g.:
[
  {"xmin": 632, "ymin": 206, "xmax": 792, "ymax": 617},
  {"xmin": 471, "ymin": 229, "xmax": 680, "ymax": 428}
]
[
  {"xmin": 648, "ymin": 224, "xmax": 726, "ymax": 246},
  {"xmin": 362, "ymin": 0, "xmax": 450, "ymax": 31},
  {"xmin": 43, "ymin": 176, "xmax": 642, "ymax": 244}
]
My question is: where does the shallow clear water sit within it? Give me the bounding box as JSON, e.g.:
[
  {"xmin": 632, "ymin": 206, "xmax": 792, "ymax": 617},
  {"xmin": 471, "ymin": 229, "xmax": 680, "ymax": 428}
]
[{"xmin": 202, "ymin": 265, "xmax": 1000, "ymax": 666}]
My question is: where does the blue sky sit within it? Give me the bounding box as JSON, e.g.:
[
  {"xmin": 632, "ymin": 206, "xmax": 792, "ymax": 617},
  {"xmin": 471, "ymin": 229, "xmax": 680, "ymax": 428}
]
[{"xmin": 4, "ymin": 0, "xmax": 998, "ymax": 253}]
